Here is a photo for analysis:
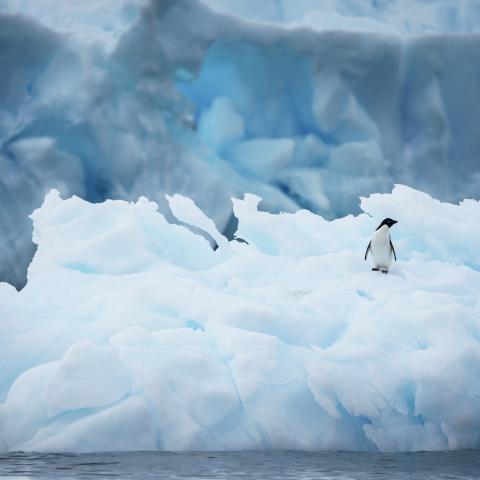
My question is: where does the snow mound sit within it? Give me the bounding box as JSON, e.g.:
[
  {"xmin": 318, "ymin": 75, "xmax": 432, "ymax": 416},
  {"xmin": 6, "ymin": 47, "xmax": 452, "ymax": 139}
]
[{"xmin": 0, "ymin": 185, "xmax": 479, "ymax": 453}]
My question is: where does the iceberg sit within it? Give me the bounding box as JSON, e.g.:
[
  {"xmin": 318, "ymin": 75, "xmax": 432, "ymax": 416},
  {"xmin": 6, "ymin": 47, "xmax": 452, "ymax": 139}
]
[
  {"xmin": 0, "ymin": 185, "xmax": 479, "ymax": 452},
  {"xmin": 1, "ymin": 0, "xmax": 480, "ymax": 289}
]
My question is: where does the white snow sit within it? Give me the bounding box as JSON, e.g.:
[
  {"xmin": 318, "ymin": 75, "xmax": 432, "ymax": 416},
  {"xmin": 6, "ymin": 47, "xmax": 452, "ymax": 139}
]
[{"xmin": 0, "ymin": 185, "xmax": 479, "ymax": 452}]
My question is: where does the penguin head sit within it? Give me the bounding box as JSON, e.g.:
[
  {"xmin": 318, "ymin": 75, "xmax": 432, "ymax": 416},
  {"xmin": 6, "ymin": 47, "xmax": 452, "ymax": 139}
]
[{"xmin": 376, "ymin": 218, "xmax": 398, "ymax": 230}]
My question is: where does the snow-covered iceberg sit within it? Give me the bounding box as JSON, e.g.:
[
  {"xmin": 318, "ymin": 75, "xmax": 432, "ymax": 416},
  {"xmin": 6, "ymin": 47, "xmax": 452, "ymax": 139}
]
[
  {"xmin": 0, "ymin": 185, "xmax": 479, "ymax": 452},
  {"xmin": 1, "ymin": 0, "xmax": 480, "ymax": 288}
]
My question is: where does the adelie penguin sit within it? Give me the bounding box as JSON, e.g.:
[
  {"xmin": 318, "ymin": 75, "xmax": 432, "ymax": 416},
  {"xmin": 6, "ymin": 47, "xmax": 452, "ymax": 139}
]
[{"xmin": 365, "ymin": 218, "xmax": 397, "ymax": 274}]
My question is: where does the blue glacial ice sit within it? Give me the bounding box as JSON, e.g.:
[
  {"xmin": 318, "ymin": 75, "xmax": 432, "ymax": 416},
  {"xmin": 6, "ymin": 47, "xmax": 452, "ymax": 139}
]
[
  {"xmin": 1, "ymin": 0, "xmax": 480, "ymax": 287},
  {"xmin": 0, "ymin": 185, "xmax": 479, "ymax": 452}
]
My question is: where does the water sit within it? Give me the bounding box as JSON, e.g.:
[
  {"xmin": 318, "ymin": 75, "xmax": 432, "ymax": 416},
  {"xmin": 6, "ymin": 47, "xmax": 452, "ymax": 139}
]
[{"xmin": 0, "ymin": 450, "xmax": 479, "ymax": 479}]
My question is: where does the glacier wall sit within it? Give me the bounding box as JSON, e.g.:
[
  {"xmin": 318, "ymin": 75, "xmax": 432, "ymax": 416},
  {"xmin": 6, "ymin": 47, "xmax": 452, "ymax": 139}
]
[
  {"xmin": 0, "ymin": 185, "xmax": 479, "ymax": 452},
  {"xmin": 1, "ymin": 0, "xmax": 480, "ymax": 289}
]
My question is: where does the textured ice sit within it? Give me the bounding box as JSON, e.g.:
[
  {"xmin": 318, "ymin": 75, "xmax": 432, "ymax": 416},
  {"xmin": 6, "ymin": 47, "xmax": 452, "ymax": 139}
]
[
  {"xmin": 0, "ymin": 186, "xmax": 479, "ymax": 453},
  {"xmin": 202, "ymin": 0, "xmax": 480, "ymax": 34},
  {"xmin": 1, "ymin": 0, "xmax": 480, "ymax": 288}
]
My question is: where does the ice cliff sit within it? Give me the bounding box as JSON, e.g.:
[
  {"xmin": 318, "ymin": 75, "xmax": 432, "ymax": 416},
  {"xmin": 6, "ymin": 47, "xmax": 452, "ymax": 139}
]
[
  {"xmin": 0, "ymin": 185, "xmax": 479, "ymax": 452},
  {"xmin": 1, "ymin": 0, "xmax": 480, "ymax": 288}
]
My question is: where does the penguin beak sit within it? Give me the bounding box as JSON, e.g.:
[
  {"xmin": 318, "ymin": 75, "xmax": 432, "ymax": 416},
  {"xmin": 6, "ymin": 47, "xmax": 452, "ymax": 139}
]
[{"xmin": 392, "ymin": 220, "xmax": 398, "ymax": 225}]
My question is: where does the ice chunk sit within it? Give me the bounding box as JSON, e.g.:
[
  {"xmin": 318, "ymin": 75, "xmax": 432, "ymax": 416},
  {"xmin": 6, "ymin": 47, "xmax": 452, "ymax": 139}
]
[
  {"xmin": 198, "ymin": 97, "xmax": 245, "ymax": 153},
  {"xmin": 47, "ymin": 341, "xmax": 130, "ymax": 414},
  {"xmin": 0, "ymin": 186, "xmax": 479, "ymax": 452},
  {"xmin": 166, "ymin": 194, "xmax": 229, "ymax": 249},
  {"xmin": 227, "ymin": 138, "xmax": 295, "ymax": 181}
]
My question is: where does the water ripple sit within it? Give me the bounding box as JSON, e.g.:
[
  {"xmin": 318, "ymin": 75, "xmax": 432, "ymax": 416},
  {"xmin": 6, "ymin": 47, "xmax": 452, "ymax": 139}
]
[{"xmin": 0, "ymin": 450, "xmax": 479, "ymax": 479}]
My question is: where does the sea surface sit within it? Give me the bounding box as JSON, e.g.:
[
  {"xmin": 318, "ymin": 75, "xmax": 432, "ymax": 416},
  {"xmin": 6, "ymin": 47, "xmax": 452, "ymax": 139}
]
[{"xmin": 0, "ymin": 450, "xmax": 479, "ymax": 479}]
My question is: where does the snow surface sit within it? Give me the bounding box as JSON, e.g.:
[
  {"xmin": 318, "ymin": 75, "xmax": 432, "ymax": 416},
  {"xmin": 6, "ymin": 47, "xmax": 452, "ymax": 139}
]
[
  {"xmin": 0, "ymin": 185, "xmax": 479, "ymax": 452},
  {"xmin": 1, "ymin": 0, "xmax": 480, "ymax": 288}
]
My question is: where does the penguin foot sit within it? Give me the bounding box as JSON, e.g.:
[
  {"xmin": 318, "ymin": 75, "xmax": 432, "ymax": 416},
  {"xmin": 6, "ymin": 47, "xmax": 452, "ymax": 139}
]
[
  {"xmin": 372, "ymin": 267, "xmax": 380, "ymax": 271},
  {"xmin": 381, "ymin": 269, "xmax": 388, "ymax": 274}
]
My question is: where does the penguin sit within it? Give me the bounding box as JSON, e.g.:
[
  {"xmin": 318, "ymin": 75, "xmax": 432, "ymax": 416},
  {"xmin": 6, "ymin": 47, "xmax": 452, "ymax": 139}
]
[{"xmin": 365, "ymin": 218, "xmax": 397, "ymax": 274}]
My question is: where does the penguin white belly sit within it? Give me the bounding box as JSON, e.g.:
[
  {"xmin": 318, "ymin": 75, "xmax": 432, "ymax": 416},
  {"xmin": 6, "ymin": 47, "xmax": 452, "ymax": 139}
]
[{"xmin": 370, "ymin": 226, "xmax": 392, "ymax": 270}]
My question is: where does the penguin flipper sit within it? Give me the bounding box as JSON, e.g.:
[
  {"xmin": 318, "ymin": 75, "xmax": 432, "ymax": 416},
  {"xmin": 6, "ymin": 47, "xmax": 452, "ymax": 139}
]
[
  {"xmin": 390, "ymin": 239, "xmax": 397, "ymax": 261},
  {"xmin": 364, "ymin": 241, "xmax": 371, "ymax": 261}
]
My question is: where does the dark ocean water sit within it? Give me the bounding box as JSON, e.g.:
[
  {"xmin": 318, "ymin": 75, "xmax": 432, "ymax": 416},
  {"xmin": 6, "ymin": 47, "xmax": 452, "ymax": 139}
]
[{"xmin": 0, "ymin": 450, "xmax": 479, "ymax": 479}]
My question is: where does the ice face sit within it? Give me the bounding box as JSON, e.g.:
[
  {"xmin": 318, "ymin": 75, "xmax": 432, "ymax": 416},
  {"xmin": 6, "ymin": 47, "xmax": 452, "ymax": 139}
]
[
  {"xmin": 1, "ymin": 0, "xmax": 480, "ymax": 288},
  {"xmin": 202, "ymin": 0, "xmax": 480, "ymax": 34},
  {"xmin": 0, "ymin": 185, "xmax": 479, "ymax": 452}
]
